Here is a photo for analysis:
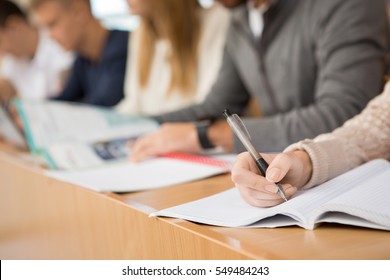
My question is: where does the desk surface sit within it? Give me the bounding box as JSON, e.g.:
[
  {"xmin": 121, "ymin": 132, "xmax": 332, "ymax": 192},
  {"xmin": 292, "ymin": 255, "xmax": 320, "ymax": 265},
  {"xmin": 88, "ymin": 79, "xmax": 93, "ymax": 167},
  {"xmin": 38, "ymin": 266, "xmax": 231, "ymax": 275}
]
[{"xmin": 0, "ymin": 142, "xmax": 389, "ymax": 260}]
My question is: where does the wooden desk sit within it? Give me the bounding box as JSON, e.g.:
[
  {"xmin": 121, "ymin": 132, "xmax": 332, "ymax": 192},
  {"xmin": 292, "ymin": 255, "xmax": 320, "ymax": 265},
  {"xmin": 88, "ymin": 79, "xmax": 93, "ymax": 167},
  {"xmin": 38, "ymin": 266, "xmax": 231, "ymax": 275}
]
[{"xmin": 1, "ymin": 142, "xmax": 390, "ymax": 260}]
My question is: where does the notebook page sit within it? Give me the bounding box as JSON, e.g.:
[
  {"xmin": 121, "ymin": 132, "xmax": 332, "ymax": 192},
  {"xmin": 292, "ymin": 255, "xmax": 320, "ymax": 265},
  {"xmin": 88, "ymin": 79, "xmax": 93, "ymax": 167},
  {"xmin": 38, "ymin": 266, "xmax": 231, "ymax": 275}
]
[
  {"xmin": 150, "ymin": 188, "xmax": 287, "ymax": 227},
  {"xmin": 150, "ymin": 184, "xmax": 358, "ymax": 228},
  {"xmin": 46, "ymin": 157, "xmax": 227, "ymax": 192},
  {"xmin": 273, "ymin": 159, "xmax": 390, "ymax": 226},
  {"xmin": 313, "ymin": 168, "xmax": 390, "ymax": 230},
  {"xmin": 16, "ymin": 100, "xmax": 158, "ymax": 150},
  {"xmin": 151, "ymin": 186, "xmax": 344, "ymax": 228},
  {"xmin": 315, "ymin": 213, "xmax": 390, "ymax": 231},
  {"xmin": 252, "ymin": 159, "xmax": 390, "ymax": 229},
  {"xmin": 150, "ymin": 159, "xmax": 390, "ymax": 229}
]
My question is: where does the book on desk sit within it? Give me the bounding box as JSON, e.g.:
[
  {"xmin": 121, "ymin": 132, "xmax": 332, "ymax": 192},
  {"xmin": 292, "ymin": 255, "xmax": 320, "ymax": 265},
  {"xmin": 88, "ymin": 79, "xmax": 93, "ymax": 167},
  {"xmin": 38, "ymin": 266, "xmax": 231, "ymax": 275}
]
[
  {"xmin": 11, "ymin": 100, "xmax": 232, "ymax": 192},
  {"xmin": 151, "ymin": 159, "xmax": 390, "ymax": 231},
  {"xmin": 14, "ymin": 99, "xmax": 159, "ymax": 170}
]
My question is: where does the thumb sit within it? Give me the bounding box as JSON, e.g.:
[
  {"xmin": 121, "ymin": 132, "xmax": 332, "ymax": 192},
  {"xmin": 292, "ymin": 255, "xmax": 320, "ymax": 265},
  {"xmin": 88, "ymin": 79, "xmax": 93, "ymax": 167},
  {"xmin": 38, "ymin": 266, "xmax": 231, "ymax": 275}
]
[{"xmin": 265, "ymin": 153, "xmax": 292, "ymax": 183}]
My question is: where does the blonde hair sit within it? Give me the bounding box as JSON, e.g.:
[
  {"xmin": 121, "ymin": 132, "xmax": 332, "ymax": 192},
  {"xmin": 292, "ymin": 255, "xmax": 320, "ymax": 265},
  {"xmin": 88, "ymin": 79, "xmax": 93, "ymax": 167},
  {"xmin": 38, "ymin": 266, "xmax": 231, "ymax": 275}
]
[{"xmin": 138, "ymin": 0, "xmax": 201, "ymax": 96}]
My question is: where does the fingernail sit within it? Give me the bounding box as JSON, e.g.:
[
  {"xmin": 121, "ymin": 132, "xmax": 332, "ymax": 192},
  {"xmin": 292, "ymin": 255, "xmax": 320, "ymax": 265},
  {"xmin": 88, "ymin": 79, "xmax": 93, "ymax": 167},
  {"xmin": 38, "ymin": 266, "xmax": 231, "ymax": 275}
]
[
  {"xmin": 265, "ymin": 185, "xmax": 278, "ymax": 193},
  {"xmin": 267, "ymin": 168, "xmax": 280, "ymax": 182}
]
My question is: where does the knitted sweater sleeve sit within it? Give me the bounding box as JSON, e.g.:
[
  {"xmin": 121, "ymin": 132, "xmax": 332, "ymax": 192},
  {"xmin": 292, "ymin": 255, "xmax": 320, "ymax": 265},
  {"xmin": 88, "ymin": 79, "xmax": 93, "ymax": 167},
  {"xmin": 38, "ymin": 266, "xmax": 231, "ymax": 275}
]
[{"xmin": 285, "ymin": 82, "xmax": 390, "ymax": 189}]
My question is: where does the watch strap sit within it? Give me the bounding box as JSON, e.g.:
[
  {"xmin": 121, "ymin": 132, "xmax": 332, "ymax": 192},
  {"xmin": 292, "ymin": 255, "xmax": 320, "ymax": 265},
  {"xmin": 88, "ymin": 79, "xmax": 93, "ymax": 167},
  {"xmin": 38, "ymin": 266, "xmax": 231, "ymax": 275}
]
[{"xmin": 195, "ymin": 120, "xmax": 215, "ymax": 149}]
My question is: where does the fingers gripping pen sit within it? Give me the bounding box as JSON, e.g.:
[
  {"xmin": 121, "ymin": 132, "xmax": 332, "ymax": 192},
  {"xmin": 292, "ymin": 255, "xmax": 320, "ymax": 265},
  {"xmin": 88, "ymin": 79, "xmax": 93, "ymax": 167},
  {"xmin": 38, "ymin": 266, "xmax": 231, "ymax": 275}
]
[{"xmin": 223, "ymin": 109, "xmax": 288, "ymax": 202}]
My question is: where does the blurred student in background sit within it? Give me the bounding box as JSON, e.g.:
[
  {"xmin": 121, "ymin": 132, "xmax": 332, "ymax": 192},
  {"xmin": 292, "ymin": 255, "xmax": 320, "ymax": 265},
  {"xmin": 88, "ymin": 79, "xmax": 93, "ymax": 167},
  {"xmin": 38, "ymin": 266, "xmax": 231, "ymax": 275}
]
[
  {"xmin": 0, "ymin": 0, "xmax": 73, "ymax": 104},
  {"xmin": 30, "ymin": 0, "xmax": 128, "ymax": 107},
  {"xmin": 130, "ymin": 0, "xmax": 389, "ymax": 162},
  {"xmin": 116, "ymin": 0, "xmax": 230, "ymax": 116}
]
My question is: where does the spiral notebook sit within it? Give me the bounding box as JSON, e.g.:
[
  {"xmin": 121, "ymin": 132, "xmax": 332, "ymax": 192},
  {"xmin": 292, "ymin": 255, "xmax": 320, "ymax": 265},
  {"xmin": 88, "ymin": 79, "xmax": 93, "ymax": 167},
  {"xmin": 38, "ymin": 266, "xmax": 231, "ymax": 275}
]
[{"xmin": 150, "ymin": 159, "xmax": 390, "ymax": 231}]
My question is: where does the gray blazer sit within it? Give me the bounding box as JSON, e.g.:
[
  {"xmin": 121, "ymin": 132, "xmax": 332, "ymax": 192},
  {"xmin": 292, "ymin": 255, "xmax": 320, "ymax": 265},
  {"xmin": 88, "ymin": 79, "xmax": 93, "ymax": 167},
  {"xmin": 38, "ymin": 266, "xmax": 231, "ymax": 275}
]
[{"xmin": 155, "ymin": 0, "xmax": 390, "ymax": 152}]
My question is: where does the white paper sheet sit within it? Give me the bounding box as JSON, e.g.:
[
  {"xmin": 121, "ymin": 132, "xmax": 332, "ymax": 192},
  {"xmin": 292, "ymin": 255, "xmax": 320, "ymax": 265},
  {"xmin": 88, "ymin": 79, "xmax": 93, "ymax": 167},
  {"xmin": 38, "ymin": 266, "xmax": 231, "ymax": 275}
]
[{"xmin": 46, "ymin": 157, "xmax": 229, "ymax": 192}]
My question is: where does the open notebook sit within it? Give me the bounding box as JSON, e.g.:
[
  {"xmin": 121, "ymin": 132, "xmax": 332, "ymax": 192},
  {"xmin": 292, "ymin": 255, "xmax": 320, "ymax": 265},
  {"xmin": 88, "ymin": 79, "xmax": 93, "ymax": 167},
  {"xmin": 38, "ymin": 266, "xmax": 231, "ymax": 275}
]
[
  {"xmin": 14, "ymin": 99, "xmax": 159, "ymax": 170},
  {"xmin": 151, "ymin": 159, "xmax": 390, "ymax": 230}
]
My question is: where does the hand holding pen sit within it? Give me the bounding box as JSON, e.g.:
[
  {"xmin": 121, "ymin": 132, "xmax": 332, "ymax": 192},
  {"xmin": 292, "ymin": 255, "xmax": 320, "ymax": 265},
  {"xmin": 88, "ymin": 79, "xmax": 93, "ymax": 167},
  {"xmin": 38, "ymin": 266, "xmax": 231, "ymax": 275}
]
[{"xmin": 223, "ymin": 109, "xmax": 289, "ymax": 203}]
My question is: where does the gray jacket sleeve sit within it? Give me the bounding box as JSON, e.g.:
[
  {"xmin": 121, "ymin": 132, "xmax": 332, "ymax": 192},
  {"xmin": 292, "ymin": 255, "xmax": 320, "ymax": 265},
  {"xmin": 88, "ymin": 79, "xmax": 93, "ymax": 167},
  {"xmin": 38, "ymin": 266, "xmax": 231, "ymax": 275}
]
[
  {"xmin": 236, "ymin": 0, "xmax": 389, "ymax": 153},
  {"xmin": 155, "ymin": 0, "xmax": 389, "ymax": 154},
  {"xmin": 154, "ymin": 43, "xmax": 251, "ymax": 122}
]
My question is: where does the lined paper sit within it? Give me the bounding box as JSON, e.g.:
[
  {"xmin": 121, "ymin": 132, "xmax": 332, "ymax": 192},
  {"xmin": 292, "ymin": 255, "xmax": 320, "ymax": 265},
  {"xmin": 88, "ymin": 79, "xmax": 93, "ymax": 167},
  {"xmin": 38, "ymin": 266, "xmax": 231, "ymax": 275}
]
[{"xmin": 151, "ymin": 159, "xmax": 390, "ymax": 230}]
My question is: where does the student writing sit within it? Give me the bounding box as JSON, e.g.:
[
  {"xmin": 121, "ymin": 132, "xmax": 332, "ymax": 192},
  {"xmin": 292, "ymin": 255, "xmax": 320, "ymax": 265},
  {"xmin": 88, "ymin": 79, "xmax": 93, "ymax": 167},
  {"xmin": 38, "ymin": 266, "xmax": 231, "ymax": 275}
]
[{"xmin": 231, "ymin": 80, "xmax": 390, "ymax": 207}]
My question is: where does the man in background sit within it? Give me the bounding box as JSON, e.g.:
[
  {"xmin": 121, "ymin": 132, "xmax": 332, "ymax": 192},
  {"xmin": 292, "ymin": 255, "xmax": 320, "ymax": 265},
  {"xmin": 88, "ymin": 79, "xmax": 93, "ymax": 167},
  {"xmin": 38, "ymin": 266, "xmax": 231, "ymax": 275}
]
[
  {"xmin": 131, "ymin": 0, "xmax": 390, "ymax": 161},
  {"xmin": 0, "ymin": 0, "xmax": 73, "ymax": 103},
  {"xmin": 30, "ymin": 0, "xmax": 128, "ymax": 106}
]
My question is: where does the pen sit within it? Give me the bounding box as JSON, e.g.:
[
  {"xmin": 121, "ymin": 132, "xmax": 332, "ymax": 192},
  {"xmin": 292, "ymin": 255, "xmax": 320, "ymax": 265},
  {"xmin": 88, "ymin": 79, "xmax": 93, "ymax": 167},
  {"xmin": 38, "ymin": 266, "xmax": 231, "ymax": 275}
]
[{"xmin": 223, "ymin": 109, "xmax": 288, "ymax": 202}]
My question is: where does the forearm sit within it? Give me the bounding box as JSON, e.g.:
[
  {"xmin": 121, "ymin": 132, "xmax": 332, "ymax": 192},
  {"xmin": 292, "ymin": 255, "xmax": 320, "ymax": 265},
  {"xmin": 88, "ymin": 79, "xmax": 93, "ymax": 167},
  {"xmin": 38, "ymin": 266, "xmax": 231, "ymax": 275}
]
[
  {"xmin": 155, "ymin": 88, "xmax": 250, "ymax": 123},
  {"xmin": 233, "ymin": 96, "xmax": 365, "ymax": 153},
  {"xmin": 155, "ymin": 44, "xmax": 250, "ymax": 123},
  {"xmin": 207, "ymin": 120, "xmax": 233, "ymax": 152},
  {"xmin": 155, "ymin": 103, "xmax": 218, "ymax": 123},
  {"xmin": 285, "ymin": 137, "xmax": 350, "ymax": 189},
  {"xmin": 286, "ymin": 86, "xmax": 390, "ymax": 188}
]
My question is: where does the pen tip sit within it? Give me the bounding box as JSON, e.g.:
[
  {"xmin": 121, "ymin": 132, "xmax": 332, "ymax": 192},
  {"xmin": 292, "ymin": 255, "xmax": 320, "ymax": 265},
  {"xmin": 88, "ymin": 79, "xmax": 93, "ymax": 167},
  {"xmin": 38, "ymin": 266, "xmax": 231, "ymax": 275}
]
[{"xmin": 276, "ymin": 184, "xmax": 288, "ymax": 202}]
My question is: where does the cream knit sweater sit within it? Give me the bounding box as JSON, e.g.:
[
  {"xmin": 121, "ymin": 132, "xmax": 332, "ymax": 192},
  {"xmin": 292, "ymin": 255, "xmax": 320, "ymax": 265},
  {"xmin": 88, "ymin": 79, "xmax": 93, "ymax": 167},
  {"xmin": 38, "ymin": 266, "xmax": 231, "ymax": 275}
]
[{"xmin": 286, "ymin": 81, "xmax": 390, "ymax": 189}]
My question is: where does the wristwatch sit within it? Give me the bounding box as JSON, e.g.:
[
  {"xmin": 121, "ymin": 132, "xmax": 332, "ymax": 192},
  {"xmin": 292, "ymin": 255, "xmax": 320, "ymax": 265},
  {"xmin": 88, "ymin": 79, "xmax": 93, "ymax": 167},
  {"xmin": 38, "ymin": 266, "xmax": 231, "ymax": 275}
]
[{"xmin": 195, "ymin": 120, "xmax": 215, "ymax": 149}]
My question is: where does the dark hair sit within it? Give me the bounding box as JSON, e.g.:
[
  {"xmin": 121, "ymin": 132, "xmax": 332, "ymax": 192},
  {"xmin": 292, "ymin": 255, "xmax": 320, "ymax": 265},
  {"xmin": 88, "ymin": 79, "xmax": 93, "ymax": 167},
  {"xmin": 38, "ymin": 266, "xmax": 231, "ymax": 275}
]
[{"xmin": 0, "ymin": 0, "xmax": 28, "ymax": 28}]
